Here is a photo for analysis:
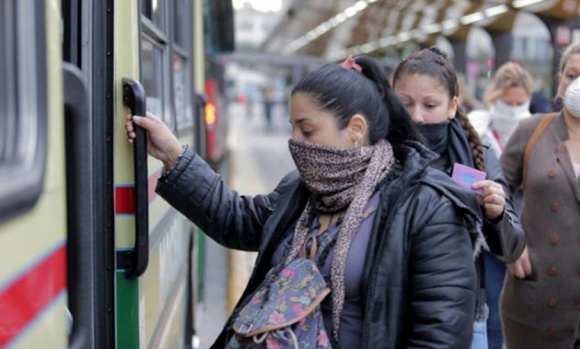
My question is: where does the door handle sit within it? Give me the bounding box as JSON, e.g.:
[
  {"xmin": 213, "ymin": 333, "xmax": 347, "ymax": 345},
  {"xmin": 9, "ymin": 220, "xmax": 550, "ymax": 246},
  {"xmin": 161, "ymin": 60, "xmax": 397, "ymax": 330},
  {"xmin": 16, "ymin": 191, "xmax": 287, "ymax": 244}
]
[{"xmin": 119, "ymin": 78, "xmax": 149, "ymax": 278}]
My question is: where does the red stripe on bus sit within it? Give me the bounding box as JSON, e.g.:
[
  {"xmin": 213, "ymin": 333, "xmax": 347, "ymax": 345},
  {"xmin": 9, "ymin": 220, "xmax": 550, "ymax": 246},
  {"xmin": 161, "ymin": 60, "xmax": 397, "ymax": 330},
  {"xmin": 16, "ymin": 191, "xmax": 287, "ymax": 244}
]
[
  {"xmin": 0, "ymin": 244, "xmax": 66, "ymax": 347},
  {"xmin": 115, "ymin": 170, "xmax": 162, "ymax": 214},
  {"xmin": 115, "ymin": 186, "xmax": 136, "ymax": 214}
]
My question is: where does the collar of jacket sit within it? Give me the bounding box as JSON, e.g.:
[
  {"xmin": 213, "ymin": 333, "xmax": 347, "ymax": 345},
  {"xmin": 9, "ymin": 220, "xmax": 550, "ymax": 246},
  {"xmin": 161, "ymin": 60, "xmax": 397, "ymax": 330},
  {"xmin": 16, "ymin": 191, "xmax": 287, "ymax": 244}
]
[
  {"xmin": 422, "ymin": 168, "xmax": 485, "ymax": 258},
  {"xmin": 390, "ymin": 140, "xmax": 485, "ymax": 258}
]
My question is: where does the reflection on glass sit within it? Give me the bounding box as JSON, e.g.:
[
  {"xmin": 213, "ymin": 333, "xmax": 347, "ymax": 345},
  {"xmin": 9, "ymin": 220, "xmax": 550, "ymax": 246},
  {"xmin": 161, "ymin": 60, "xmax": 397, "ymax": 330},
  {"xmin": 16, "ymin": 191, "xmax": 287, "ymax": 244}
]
[
  {"xmin": 141, "ymin": 0, "xmax": 165, "ymax": 28},
  {"xmin": 173, "ymin": 0, "xmax": 184, "ymax": 46},
  {"xmin": 173, "ymin": 54, "xmax": 191, "ymax": 129},
  {"xmin": 0, "ymin": 57, "xmax": 7, "ymax": 163},
  {"xmin": 152, "ymin": 0, "xmax": 165, "ymax": 28},
  {"xmin": 0, "ymin": 15, "xmax": 12, "ymax": 164},
  {"xmin": 1, "ymin": 9, "xmax": 37, "ymax": 167},
  {"xmin": 141, "ymin": 39, "xmax": 169, "ymax": 126}
]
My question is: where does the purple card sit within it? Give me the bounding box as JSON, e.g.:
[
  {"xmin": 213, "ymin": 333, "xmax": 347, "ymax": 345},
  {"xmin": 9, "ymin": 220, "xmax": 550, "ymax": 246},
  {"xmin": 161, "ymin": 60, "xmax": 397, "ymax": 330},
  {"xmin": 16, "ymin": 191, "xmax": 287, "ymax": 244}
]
[{"xmin": 451, "ymin": 163, "xmax": 486, "ymax": 194}]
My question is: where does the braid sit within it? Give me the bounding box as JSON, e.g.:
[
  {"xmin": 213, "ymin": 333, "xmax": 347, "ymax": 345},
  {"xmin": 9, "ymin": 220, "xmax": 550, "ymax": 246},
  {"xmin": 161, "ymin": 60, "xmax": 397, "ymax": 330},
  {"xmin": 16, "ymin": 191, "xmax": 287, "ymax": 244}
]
[{"xmin": 455, "ymin": 107, "xmax": 486, "ymax": 172}]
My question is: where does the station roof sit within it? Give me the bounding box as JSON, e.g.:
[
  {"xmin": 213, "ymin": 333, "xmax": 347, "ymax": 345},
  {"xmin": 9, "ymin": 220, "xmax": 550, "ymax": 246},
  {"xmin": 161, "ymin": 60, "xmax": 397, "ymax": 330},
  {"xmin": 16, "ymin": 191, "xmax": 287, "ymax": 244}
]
[{"xmin": 261, "ymin": 0, "xmax": 580, "ymax": 61}]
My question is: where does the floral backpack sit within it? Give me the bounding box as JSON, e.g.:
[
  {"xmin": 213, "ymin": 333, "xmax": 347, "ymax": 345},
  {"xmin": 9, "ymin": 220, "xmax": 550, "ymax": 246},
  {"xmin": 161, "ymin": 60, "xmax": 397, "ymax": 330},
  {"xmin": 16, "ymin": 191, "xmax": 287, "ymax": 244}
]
[{"xmin": 226, "ymin": 236, "xmax": 332, "ymax": 349}]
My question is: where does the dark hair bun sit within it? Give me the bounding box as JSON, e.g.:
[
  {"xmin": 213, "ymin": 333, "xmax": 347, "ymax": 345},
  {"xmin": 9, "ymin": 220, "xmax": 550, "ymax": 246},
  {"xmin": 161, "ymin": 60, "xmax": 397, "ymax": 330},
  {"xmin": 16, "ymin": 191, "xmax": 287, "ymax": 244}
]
[
  {"xmin": 427, "ymin": 46, "xmax": 449, "ymax": 66},
  {"xmin": 427, "ymin": 46, "xmax": 448, "ymax": 59}
]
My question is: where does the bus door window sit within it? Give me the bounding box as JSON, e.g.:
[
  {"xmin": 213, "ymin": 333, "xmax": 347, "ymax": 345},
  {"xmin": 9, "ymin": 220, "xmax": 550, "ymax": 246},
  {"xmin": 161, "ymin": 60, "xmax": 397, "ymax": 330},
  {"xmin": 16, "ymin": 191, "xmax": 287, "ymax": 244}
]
[
  {"xmin": 141, "ymin": 0, "xmax": 166, "ymax": 28},
  {"xmin": 141, "ymin": 39, "xmax": 170, "ymax": 127},
  {"xmin": 172, "ymin": 0, "xmax": 193, "ymax": 134},
  {"xmin": 0, "ymin": 0, "xmax": 47, "ymax": 222},
  {"xmin": 173, "ymin": 54, "xmax": 191, "ymax": 130}
]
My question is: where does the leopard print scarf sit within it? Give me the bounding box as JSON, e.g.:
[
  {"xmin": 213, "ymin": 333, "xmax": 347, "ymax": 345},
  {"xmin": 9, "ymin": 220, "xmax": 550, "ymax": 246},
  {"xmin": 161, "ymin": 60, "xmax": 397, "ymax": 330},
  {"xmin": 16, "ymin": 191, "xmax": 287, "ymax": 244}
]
[{"xmin": 286, "ymin": 138, "xmax": 395, "ymax": 340}]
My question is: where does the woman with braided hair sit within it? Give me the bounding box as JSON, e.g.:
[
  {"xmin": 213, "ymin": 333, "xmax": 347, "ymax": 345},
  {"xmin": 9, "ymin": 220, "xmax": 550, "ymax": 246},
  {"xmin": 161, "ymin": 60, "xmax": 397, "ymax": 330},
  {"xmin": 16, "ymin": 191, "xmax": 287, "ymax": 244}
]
[{"xmin": 392, "ymin": 47, "xmax": 526, "ymax": 349}]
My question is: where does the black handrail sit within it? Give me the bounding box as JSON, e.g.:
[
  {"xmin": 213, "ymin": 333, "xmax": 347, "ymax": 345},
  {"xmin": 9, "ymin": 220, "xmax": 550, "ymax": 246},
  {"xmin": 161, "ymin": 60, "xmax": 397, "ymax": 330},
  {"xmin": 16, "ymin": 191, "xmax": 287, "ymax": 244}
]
[
  {"xmin": 63, "ymin": 63, "xmax": 95, "ymax": 349},
  {"xmin": 120, "ymin": 78, "xmax": 149, "ymax": 278}
]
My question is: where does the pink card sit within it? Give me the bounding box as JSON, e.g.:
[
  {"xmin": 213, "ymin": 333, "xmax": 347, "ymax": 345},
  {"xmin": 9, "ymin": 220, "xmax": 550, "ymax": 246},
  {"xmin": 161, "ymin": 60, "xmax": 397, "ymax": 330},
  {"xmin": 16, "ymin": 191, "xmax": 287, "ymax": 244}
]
[{"xmin": 451, "ymin": 163, "xmax": 486, "ymax": 194}]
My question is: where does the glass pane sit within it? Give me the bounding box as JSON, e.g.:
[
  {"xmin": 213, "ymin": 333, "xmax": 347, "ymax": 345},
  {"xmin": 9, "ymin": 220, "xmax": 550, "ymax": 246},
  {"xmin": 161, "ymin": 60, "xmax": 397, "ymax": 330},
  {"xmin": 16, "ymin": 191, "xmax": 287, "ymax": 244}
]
[
  {"xmin": 141, "ymin": 39, "xmax": 168, "ymax": 125},
  {"xmin": 0, "ymin": 12, "xmax": 7, "ymax": 163},
  {"xmin": 152, "ymin": 0, "xmax": 165, "ymax": 27},
  {"xmin": 173, "ymin": 54, "xmax": 190, "ymax": 129},
  {"xmin": 173, "ymin": 0, "xmax": 185, "ymax": 46},
  {"xmin": 0, "ymin": 3, "xmax": 17, "ymax": 165},
  {"xmin": 140, "ymin": 0, "xmax": 149, "ymax": 17},
  {"xmin": 141, "ymin": 0, "xmax": 165, "ymax": 28},
  {"xmin": 0, "ymin": 0, "xmax": 46, "ymax": 221}
]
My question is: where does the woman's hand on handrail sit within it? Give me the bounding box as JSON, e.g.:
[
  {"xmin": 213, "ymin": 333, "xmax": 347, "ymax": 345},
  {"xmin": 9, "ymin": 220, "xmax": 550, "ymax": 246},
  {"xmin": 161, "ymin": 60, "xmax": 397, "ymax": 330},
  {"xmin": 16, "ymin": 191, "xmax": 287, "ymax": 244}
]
[{"xmin": 125, "ymin": 112, "xmax": 183, "ymax": 169}]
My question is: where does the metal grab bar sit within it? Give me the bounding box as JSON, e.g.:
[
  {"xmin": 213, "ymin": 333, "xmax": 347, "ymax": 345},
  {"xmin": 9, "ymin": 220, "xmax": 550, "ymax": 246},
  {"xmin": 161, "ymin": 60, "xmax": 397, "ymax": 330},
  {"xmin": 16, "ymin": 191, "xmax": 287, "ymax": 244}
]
[{"xmin": 119, "ymin": 78, "xmax": 149, "ymax": 278}]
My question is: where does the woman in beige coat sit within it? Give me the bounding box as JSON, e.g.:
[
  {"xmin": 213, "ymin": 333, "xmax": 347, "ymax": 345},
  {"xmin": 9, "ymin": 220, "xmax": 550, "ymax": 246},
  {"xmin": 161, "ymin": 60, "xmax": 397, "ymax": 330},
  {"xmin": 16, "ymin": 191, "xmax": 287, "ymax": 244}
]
[{"xmin": 500, "ymin": 41, "xmax": 580, "ymax": 349}]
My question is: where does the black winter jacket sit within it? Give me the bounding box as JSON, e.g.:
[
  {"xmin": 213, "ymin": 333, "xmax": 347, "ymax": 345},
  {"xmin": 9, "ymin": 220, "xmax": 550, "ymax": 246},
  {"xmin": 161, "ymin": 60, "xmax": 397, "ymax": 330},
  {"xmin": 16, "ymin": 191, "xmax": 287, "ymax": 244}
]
[{"xmin": 157, "ymin": 141, "xmax": 482, "ymax": 349}]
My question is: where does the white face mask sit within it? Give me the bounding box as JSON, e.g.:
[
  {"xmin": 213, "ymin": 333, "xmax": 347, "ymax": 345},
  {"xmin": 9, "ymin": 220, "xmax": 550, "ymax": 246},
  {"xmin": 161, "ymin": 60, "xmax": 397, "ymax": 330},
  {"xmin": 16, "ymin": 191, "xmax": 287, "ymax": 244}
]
[
  {"xmin": 493, "ymin": 99, "xmax": 531, "ymax": 119},
  {"xmin": 491, "ymin": 99, "xmax": 531, "ymax": 144},
  {"xmin": 564, "ymin": 77, "xmax": 580, "ymax": 119}
]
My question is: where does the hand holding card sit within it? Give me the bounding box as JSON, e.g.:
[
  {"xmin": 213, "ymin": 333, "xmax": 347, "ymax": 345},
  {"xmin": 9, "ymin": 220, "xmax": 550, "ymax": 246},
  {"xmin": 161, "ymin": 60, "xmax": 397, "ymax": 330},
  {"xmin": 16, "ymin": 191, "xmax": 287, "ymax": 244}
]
[{"xmin": 451, "ymin": 163, "xmax": 486, "ymax": 195}]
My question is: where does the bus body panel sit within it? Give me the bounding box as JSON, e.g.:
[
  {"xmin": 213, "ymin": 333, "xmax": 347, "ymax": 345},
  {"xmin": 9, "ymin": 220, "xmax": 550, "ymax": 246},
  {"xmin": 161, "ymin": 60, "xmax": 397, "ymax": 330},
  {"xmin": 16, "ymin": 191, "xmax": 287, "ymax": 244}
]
[
  {"xmin": 0, "ymin": 0, "xmax": 234, "ymax": 347},
  {"xmin": 0, "ymin": 1, "xmax": 69, "ymax": 347}
]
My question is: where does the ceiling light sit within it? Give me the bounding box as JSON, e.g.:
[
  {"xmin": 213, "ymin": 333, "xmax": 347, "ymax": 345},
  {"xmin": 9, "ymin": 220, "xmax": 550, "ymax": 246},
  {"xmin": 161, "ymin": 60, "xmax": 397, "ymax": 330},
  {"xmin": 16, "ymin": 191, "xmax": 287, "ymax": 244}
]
[
  {"xmin": 283, "ymin": 0, "xmax": 374, "ymax": 54},
  {"xmin": 460, "ymin": 11, "xmax": 484, "ymax": 25},
  {"xmin": 441, "ymin": 19, "xmax": 459, "ymax": 31},
  {"xmin": 397, "ymin": 32, "xmax": 411, "ymax": 42},
  {"xmin": 360, "ymin": 42, "xmax": 378, "ymax": 53},
  {"xmin": 512, "ymin": 0, "xmax": 547, "ymax": 9},
  {"xmin": 484, "ymin": 5, "xmax": 508, "ymax": 17},
  {"xmin": 423, "ymin": 23, "xmax": 441, "ymax": 34},
  {"xmin": 379, "ymin": 37, "xmax": 396, "ymax": 47}
]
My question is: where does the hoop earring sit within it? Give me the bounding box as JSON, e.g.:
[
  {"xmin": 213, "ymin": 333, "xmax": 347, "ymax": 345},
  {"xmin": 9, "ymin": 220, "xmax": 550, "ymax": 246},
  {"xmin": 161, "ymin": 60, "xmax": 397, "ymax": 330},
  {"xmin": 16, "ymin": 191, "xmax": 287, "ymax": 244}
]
[{"xmin": 356, "ymin": 140, "xmax": 363, "ymax": 155}]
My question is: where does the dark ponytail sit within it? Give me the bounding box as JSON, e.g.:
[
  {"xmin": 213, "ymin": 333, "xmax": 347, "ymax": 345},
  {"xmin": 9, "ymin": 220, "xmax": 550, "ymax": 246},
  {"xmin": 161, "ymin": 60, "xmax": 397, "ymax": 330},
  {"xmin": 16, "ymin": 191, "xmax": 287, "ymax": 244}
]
[
  {"xmin": 291, "ymin": 55, "xmax": 422, "ymax": 145},
  {"xmin": 355, "ymin": 56, "xmax": 423, "ymax": 145}
]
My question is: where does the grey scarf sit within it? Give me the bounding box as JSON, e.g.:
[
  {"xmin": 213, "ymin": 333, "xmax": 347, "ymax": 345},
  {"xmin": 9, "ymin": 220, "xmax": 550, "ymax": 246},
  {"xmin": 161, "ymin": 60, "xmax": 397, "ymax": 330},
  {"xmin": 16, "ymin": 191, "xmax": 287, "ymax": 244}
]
[{"xmin": 287, "ymin": 138, "xmax": 395, "ymax": 339}]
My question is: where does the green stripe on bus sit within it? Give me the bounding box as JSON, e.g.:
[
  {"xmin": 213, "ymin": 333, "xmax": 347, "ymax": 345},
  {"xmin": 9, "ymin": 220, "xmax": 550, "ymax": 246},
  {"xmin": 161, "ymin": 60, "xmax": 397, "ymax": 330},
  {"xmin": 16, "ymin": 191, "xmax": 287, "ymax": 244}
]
[
  {"xmin": 116, "ymin": 272, "xmax": 140, "ymax": 349},
  {"xmin": 197, "ymin": 230, "xmax": 205, "ymax": 302}
]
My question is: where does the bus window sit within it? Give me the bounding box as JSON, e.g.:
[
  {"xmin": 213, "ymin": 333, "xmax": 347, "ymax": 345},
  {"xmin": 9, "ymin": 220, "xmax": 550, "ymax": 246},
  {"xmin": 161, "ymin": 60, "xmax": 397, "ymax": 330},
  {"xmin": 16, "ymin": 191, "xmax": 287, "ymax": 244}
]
[
  {"xmin": 173, "ymin": 54, "xmax": 192, "ymax": 130},
  {"xmin": 172, "ymin": 0, "xmax": 186, "ymax": 47},
  {"xmin": 204, "ymin": 0, "xmax": 235, "ymax": 54},
  {"xmin": 0, "ymin": 4, "xmax": 13, "ymax": 165},
  {"xmin": 141, "ymin": 0, "xmax": 166, "ymax": 28},
  {"xmin": 141, "ymin": 39, "xmax": 169, "ymax": 127},
  {"xmin": 172, "ymin": 0, "xmax": 193, "ymax": 134},
  {"xmin": 0, "ymin": 0, "xmax": 47, "ymax": 223},
  {"xmin": 140, "ymin": 0, "xmax": 193, "ymax": 135}
]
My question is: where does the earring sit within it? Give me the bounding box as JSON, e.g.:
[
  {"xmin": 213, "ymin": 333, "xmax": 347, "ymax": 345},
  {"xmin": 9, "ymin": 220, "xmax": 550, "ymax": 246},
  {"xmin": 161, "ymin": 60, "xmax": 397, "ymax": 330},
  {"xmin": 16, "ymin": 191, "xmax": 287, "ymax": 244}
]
[{"xmin": 354, "ymin": 140, "xmax": 359, "ymax": 148}]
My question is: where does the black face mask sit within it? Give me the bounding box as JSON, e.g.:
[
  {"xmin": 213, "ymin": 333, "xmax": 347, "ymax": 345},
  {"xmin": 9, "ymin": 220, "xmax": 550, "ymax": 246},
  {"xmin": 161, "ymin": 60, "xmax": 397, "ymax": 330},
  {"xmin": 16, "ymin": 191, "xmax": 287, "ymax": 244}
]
[{"xmin": 416, "ymin": 120, "xmax": 450, "ymax": 156}]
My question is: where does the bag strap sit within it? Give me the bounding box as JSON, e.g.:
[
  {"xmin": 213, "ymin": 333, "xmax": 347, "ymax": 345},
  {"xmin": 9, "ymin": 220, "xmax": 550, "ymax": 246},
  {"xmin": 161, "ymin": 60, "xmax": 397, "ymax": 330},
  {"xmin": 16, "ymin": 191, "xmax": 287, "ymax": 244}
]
[
  {"xmin": 305, "ymin": 236, "xmax": 317, "ymax": 261},
  {"xmin": 523, "ymin": 113, "xmax": 557, "ymax": 184}
]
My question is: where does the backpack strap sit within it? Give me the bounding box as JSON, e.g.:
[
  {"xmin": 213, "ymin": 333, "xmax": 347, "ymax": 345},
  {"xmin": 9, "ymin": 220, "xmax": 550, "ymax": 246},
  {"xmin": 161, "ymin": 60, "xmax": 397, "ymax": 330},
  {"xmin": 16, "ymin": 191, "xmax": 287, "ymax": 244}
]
[{"xmin": 523, "ymin": 113, "xmax": 557, "ymax": 184}]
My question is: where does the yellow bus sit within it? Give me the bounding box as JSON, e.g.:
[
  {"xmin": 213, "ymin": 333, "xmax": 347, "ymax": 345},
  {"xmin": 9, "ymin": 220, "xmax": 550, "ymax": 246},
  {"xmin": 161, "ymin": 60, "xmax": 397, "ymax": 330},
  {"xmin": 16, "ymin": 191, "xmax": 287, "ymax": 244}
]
[{"xmin": 0, "ymin": 0, "xmax": 234, "ymax": 348}]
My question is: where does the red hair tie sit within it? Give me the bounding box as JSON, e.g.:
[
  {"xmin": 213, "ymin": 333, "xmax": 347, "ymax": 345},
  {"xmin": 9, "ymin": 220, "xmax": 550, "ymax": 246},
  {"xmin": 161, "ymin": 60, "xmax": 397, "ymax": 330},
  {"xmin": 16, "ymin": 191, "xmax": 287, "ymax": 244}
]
[
  {"xmin": 340, "ymin": 55, "xmax": 362, "ymax": 74},
  {"xmin": 509, "ymin": 61, "xmax": 523, "ymax": 73}
]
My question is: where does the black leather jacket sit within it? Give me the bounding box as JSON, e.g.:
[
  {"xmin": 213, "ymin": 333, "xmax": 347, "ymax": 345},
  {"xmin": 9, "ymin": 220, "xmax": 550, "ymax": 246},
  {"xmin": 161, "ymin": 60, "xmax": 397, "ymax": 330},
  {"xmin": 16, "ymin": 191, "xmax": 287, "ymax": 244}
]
[{"xmin": 157, "ymin": 141, "xmax": 482, "ymax": 349}]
